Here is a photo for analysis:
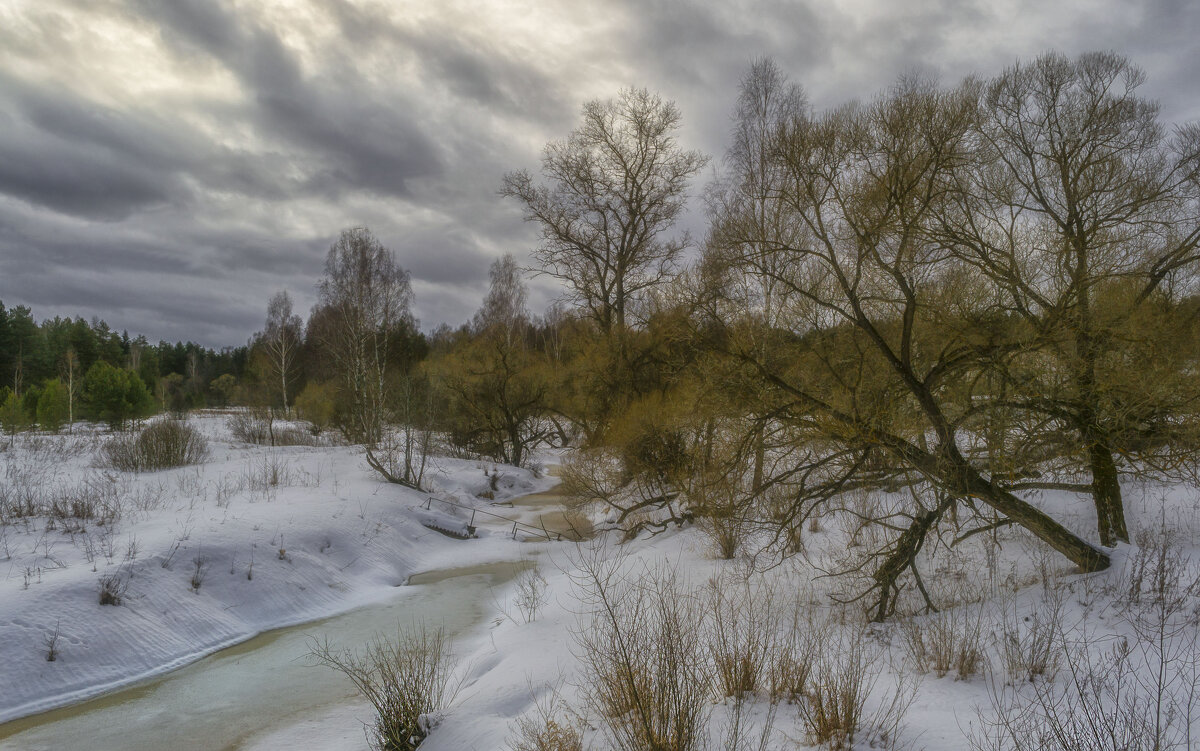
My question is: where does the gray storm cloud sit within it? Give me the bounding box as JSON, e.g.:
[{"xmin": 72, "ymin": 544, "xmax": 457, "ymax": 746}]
[{"xmin": 0, "ymin": 0, "xmax": 1196, "ymax": 346}]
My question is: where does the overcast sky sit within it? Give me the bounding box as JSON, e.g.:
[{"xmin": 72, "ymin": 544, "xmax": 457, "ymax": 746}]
[{"xmin": 0, "ymin": 0, "xmax": 1197, "ymax": 347}]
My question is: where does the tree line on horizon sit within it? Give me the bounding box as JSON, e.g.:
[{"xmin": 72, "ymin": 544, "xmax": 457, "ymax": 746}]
[{"xmin": 4, "ymin": 49, "xmax": 1200, "ymax": 620}]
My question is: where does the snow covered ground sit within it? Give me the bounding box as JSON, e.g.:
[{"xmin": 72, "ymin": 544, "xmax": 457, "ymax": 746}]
[
  {"xmin": 3, "ymin": 412, "xmax": 1200, "ymax": 750},
  {"xmin": 0, "ymin": 413, "xmax": 554, "ymax": 725}
]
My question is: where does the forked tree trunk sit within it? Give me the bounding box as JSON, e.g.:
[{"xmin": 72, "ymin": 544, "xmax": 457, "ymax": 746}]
[{"xmin": 1089, "ymin": 442, "xmax": 1128, "ymax": 546}]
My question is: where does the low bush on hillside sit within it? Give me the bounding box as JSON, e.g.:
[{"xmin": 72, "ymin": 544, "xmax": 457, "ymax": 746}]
[{"xmin": 101, "ymin": 419, "xmax": 208, "ymax": 472}]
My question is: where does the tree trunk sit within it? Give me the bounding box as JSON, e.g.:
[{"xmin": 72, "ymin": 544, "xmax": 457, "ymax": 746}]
[
  {"xmin": 751, "ymin": 421, "xmax": 765, "ymax": 493},
  {"xmin": 962, "ymin": 466, "xmax": 1109, "ymax": 572},
  {"xmin": 886, "ymin": 436, "xmax": 1111, "ymax": 573},
  {"xmin": 1089, "ymin": 442, "xmax": 1128, "ymax": 546},
  {"xmin": 872, "ymin": 498, "xmax": 951, "ymax": 621}
]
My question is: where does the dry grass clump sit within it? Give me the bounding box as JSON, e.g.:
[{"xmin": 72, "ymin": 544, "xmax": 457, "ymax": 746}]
[
  {"xmin": 507, "ymin": 686, "xmax": 584, "ymax": 751},
  {"xmin": 572, "ymin": 554, "xmax": 713, "ymax": 751},
  {"xmin": 705, "ymin": 575, "xmax": 779, "ymax": 698},
  {"xmin": 999, "ymin": 593, "xmax": 1063, "ymax": 684},
  {"xmin": 766, "ymin": 598, "xmax": 829, "ymax": 704},
  {"xmin": 563, "ymin": 545, "xmax": 917, "ymax": 749},
  {"xmin": 0, "ymin": 468, "xmax": 122, "ymax": 525},
  {"xmin": 246, "ymin": 454, "xmax": 293, "ymax": 491},
  {"xmin": 799, "ymin": 628, "xmax": 915, "ymax": 750},
  {"xmin": 900, "ymin": 605, "xmax": 986, "ymax": 680},
  {"xmin": 310, "ymin": 622, "xmax": 459, "ymax": 751},
  {"xmin": 98, "ymin": 570, "xmax": 128, "ymax": 605},
  {"xmin": 101, "ymin": 419, "xmax": 208, "ymax": 472}
]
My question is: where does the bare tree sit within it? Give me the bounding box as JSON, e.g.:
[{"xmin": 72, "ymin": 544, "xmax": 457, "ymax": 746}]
[
  {"xmin": 502, "ymin": 88, "xmax": 709, "ymax": 335},
  {"xmin": 261, "ymin": 291, "xmax": 303, "ymax": 413},
  {"xmin": 937, "ymin": 51, "xmax": 1200, "ymax": 546},
  {"xmin": 473, "ymin": 253, "xmax": 528, "ymax": 343},
  {"xmin": 315, "ymin": 227, "xmax": 415, "ymax": 447},
  {"xmin": 60, "ymin": 347, "xmax": 78, "ymax": 433},
  {"xmin": 707, "ymin": 57, "xmax": 809, "ymax": 492},
  {"xmin": 436, "ymin": 256, "xmax": 550, "ymax": 468}
]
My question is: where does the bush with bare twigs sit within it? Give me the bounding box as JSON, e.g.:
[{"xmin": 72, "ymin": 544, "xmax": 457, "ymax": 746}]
[
  {"xmin": 227, "ymin": 409, "xmax": 321, "ymax": 447},
  {"xmin": 507, "ymin": 685, "xmax": 584, "ymax": 751},
  {"xmin": 98, "ymin": 570, "xmax": 128, "ymax": 605},
  {"xmin": 973, "ymin": 529, "xmax": 1200, "ymax": 751},
  {"xmin": 513, "ymin": 566, "xmax": 549, "ymax": 623},
  {"xmin": 998, "ymin": 592, "xmax": 1064, "ymax": 684},
  {"xmin": 799, "ymin": 627, "xmax": 916, "ymax": 750},
  {"xmin": 309, "ymin": 623, "xmax": 459, "ymax": 751},
  {"xmin": 766, "ymin": 597, "xmax": 829, "ymax": 704},
  {"xmin": 571, "ymin": 553, "xmax": 713, "ymax": 751},
  {"xmin": 900, "ymin": 605, "xmax": 986, "ymax": 680},
  {"xmin": 101, "ymin": 419, "xmax": 208, "ymax": 472},
  {"xmin": 705, "ymin": 575, "xmax": 779, "ymax": 698}
]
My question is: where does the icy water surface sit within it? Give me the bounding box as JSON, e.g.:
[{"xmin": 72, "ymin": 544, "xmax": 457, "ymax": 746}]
[{"xmin": 0, "ymin": 562, "xmax": 527, "ymax": 751}]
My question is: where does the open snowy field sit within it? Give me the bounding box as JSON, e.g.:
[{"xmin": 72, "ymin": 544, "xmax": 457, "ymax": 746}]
[
  {"xmin": 0, "ymin": 412, "xmax": 555, "ymax": 725},
  {"xmin": 3, "ymin": 412, "xmax": 1200, "ymax": 750}
]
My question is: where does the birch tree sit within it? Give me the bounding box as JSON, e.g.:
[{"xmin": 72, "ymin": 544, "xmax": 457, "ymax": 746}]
[{"xmin": 261, "ymin": 291, "xmax": 303, "ymax": 413}]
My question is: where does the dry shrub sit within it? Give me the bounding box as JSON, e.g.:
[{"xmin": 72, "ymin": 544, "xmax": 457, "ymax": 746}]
[
  {"xmin": 559, "ymin": 448, "xmax": 624, "ymax": 510},
  {"xmin": 974, "ymin": 527, "xmax": 1200, "ymax": 751},
  {"xmin": 514, "ymin": 566, "xmax": 549, "ymax": 623},
  {"xmin": 800, "ymin": 627, "xmax": 915, "ymax": 750},
  {"xmin": 0, "ymin": 478, "xmax": 40, "ymax": 521},
  {"xmin": 310, "ymin": 622, "xmax": 458, "ymax": 751},
  {"xmin": 691, "ymin": 472, "xmax": 753, "ymax": 560},
  {"xmin": 705, "ymin": 575, "xmax": 779, "ymax": 697},
  {"xmin": 247, "ymin": 454, "xmax": 293, "ymax": 491},
  {"xmin": 767, "ymin": 597, "xmax": 829, "ymax": 703},
  {"xmin": 98, "ymin": 570, "xmax": 128, "ymax": 605},
  {"xmin": 572, "ymin": 553, "xmax": 713, "ymax": 751},
  {"xmin": 47, "ymin": 475, "xmax": 122, "ymax": 524},
  {"xmin": 999, "ymin": 592, "xmax": 1064, "ymax": 683},
  {"xmin": 974, "ymin": 531, "xmax": 1200, "ymax": 751},
  {"xmin": 507, "ymin": 685, "xmax": 584, "ymax": 751},
  {"xmin": 226, "ymin": 410, "xmax": 271, "ymax": 444},
  {"xmin": 2, "ymin": 470, "xmax": 122, "ymax": 524},
  {"xmin": 102, "ymin": 419, "xmax": 208, "ymax": 472},
  {"xmin": 227, "ymin": 409, "xmax": 321, "ymax": 446},
  {"xmin": 900, "ymin": 605, "xmax": 986, "ymax": 680},
  {"xmin": 1121, "ymin": 527, "xmax": 1200, "ymax": 612},
  {"xmin": 715, "ymin": 694, "xmax": 781, "ymax": 751},
  {"xmin": 698, "ymin": 507, "xmax": 746, "ymax": 561}
]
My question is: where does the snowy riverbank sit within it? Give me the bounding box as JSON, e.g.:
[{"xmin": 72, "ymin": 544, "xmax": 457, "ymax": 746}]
[{"xmin": 0, "ymin": 413, "xmax": 555, "ymax": 724}]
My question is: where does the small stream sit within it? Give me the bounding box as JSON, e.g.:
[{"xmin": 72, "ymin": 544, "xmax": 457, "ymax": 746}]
[{"xmin": 0, "ymin": 561, "xmax": 528, "ymax": 751}]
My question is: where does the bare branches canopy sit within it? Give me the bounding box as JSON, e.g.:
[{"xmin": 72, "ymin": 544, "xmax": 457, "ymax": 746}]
[{"xmin": 502, "ymin": 88, "xmax": 710, "ymax": 334}]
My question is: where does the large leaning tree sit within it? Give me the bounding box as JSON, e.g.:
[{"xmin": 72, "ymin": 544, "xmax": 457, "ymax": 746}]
[{"xmin": 702, "ymin": 75, "xmax": 1113, "ymax": 619}]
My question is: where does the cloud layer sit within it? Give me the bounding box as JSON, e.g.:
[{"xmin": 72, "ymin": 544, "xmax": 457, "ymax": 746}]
[{"xmin": 0, "ymin": 0, "xmax": 1196, "ymax": 346}]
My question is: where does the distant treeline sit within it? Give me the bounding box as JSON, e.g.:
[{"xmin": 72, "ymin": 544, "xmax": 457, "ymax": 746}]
[{"xmin": 0, "ymin": 301, "xmax": 247, "ymax": 426}]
